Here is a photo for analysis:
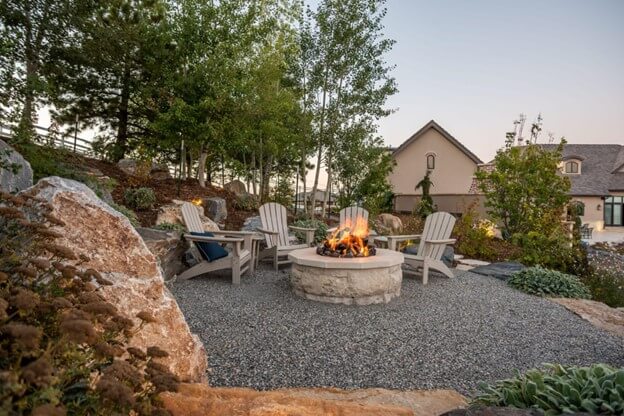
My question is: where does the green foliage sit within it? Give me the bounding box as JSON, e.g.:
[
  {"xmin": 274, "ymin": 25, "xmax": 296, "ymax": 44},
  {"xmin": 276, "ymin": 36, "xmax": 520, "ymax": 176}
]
[
  {"xmin": 413, "ymin": 170, "xmax": 435, "ymax": 218},
  {"xmin": 583, "ymin": 268, "xmax": 624, "ymax": 308},
  {"xmin": 512, "ymin": 231, "xmax": 589, "ymax": 275},
  {"xmin": 269, "ymin": 177, "xmax": 295, "ymax": 208},
  {"xmin": 292, "ymin": 218, "xmax": 328, "ymax": 244},
  {"xmin": 474, "ymin": 363, "xmax": 624, "ymax": 414},
  {"xmin": 476, "ymin": 136, "xmax": 570, "ymax": 238},
  {"xmin": 110, "ymin": 203, "xmax": 140, "ymax": 227},
  {"xmin": 123, "ymin": 187, "xmax": 156, "ymax": 210},
  {"xmin": 153, "ymin": 222, "xmax": 185, "ymax": 233},
  {"xmin": 508, "ymin": 266, "xmax": 591, "ymax": 299},
  {"xmin": 232, "ymin": 194, "xmax": 260, "ymax": 211},
  {"xmin": 0, "ymin": 191, "xmax": 177, "ymax": 415}
]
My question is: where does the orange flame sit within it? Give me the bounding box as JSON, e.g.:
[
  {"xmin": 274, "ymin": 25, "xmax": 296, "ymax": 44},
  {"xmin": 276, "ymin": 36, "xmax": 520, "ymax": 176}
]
[
  {"xmin": 325, "ymin": 216, "xmax": 371, "ymax": 257},
  {"xmin": 191, "ymin": 198, "xmax": 203, "ymax": 206}
]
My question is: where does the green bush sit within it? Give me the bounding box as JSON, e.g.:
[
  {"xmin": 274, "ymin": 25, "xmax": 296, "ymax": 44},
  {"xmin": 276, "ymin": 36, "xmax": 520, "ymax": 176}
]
[
  {"xmin": 292, "ymin": 218, "xmax": 328, "ymax": 244},
  {"xmin": 0, "ymin": 191, "xmax": 177, "ymax": 415},
  {"xmin": 473, "ymin": 363, "xmax": 624, "ymax": 414},
  {"xmin": 512, "ymin": 231, "xmax": 589, "ymax": 276},
  {"xmin": 110, "ymin": 203, "xmax": 140, "ymax": 227},
  {"xmin": 154, "ymin": 222, "xmax": 185, "ymax": 233},
  {"xmin": 508, "ymin": 266, "xmax": 591, "ymax": 299},
  {"xmin": 123, "ymin": 187, "xmax": 156, "ymax": 210},
  {"xmin": 583, "ymin": 269, "xmax": 624, "ymax": 308}
]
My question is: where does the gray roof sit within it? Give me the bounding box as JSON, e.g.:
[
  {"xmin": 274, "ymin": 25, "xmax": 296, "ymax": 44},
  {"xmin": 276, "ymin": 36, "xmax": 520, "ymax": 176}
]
[
  {"xmin": 393, "ymin": 120, "xmax": 483, "ymax": 164},
  {"xmin": 542, "ymin": 144, "xmax": 624, "ymax": 196}
]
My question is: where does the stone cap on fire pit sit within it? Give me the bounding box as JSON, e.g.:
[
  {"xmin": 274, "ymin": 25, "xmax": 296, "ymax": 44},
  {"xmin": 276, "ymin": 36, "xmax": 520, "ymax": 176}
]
[{"xmin": 289, "ymin": 247, "xmax": 404, "ymax": 269}]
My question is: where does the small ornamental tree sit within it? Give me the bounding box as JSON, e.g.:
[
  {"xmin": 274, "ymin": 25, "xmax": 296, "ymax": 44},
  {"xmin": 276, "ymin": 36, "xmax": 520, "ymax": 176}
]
[
  {"xmin": 414, "ymin": 170, "xmax": 435, "ymax": 218},
  {"xmin": 475, "ymin": 139, "xmax": 570, "ymax": 239}
]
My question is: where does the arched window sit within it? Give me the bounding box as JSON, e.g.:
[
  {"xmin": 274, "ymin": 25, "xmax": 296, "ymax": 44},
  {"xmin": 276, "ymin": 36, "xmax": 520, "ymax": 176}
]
[
  {"xmin": 426, "ymin": 154, "xmax": 435, "ymax": 170},
  {"xmin": 565, "ymin": 161, "xmax": 579, "ymax": 174}
]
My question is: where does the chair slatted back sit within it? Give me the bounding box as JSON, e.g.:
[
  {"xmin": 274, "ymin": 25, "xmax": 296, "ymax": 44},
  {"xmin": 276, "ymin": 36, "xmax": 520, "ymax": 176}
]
[
  {"xmin": 339, "ymin": 206, "xmax": 369, "ymax": 228},
  {"xmin": 181, "ymin": 203, "xmax": 204, "ymax": 233},
  {"xmin": 417, "ymin": 212, "xmax": 456, "ymax": 260},
  {"xmin": 259, "ymin": 202, "xmax": 290, "ymax": 247}
]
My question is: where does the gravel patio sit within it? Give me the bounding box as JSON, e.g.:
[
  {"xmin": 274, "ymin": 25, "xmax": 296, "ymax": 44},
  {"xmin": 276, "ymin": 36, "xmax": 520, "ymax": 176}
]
[{"xmin": 170, "ymin": 267, "xmax": 624, "ymax": 395}]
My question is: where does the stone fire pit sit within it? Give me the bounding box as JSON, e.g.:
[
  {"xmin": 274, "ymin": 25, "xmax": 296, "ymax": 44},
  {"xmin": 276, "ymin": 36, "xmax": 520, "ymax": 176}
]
[{"xmin": 289, "ymin": 248, "xmax": 404, "ymax": 305}]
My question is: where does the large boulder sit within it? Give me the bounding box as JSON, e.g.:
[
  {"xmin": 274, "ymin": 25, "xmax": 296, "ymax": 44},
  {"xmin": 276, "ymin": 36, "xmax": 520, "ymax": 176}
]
[
  {"xmin": 551, "ymin": 298, "xmax": 624, "ymax": 338},
  {"xmin": 137, "ymin": 227, "xmax": 188, "ymax": 281},
  {"xmin": 150, "ymin": 162, "xmax": 172, "ymax": 180},
  {"xmin": 117, "ymin": 158, "xmax": 171, "ymax": 180},
  {"xmin": 375, "ymin": 213, "xmax": 403, "ymax": 235},
  {"xmin": 117, "ymin": 158, "xmax": 138, "ymax": 176},
  {"xmin": 202, "ymin": 196, "xmax": 227, "ymax": 224},
  {"xmin": 241, "ymin": 215, "xmax": 262, "ymax": 233},
  {"xmin": 0, "ymin": 138, "xmax": 33, "ymax": 193},
  {"xmin": 22, "ymin": 177, "xmax": 207, "ymax": 382},
  {"xmin": 156, "ymin": 199, "xmax": 219, "ymax": 232},
  {"xmin": 223, "ymin": 180, "xmax": 247, "ymax": 196},
  {"xmin": 160, "ymin": 384, "xmax": 467, "ymax": 416}
]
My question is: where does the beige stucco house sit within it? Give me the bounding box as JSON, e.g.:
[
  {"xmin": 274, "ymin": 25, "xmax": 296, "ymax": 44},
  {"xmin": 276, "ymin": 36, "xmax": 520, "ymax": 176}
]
[
  {"xmin": 547, "ymin": 144, "xmax": 624, "ymax": 231},
  {"xmin": 389, "ymin": 121, "xmax": 624, "ymax": 231},
  {"xmin": 468, "ymin": 144, "xmax": 624, "ymax": 231},
  {"xmin": 389, "ymin": 120, "xmax": 483, "ymax": 214}
]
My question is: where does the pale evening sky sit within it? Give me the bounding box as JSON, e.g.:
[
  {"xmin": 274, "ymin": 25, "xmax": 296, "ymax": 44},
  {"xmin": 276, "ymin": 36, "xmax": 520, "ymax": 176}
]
[{"xmin": 374, "ymin": 0, "xmax": 624, "ymax": 163}]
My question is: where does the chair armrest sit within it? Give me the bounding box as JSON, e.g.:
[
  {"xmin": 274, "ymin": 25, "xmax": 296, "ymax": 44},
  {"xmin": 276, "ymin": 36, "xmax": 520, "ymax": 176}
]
[
  {"xmin": 184, "ymin": 234, "xmax": 244, "ymax": 244},
  {"xmin": 289, "ymin": 226, "xmax": 316, "ymax": 232},
  {"xmin": 388, "ymin": 234, "xmax": 422, "ymax": 241},
  {"xmin": 256, "ymin": 227, "xmax": 279, "ymax": 235},
  {"xmin": 386, "ymin": 234, "xmax": 422, "ymax": 251},
  {"xmin": 424, "ymin": 238, "xmax": 456, "ymax": 245},
  {"xmin": 289, "ymin": 226, "xmax": 316, "ymax": 246},
  {"xmin": 210, "ymin": 230, "xmax": 255, "ymax": 236}
]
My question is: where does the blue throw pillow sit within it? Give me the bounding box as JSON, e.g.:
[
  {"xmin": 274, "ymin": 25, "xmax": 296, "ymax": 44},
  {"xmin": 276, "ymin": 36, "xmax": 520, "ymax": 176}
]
[{"xmin": 190, "ymin": 232, "xmax": 229, "ymax": 262}]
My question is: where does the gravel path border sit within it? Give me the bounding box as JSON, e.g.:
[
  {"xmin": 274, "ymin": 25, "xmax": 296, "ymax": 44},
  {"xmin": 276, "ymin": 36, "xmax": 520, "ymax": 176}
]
[{"xmin": 170, "ymin": 267, "xmax": 624, "ymax": 394}]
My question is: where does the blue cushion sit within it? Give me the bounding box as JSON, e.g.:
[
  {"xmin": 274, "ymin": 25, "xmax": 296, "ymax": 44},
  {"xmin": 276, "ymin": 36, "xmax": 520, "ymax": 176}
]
[{"xmin": 190, "ymin": 232, "xmax": 229, "ymax": 262}]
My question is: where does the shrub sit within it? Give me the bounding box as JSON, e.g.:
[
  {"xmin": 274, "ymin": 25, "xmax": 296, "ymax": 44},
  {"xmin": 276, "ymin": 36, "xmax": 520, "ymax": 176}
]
[
  {"xmin": 0, "ymin": 191, "xmax": 177, "ymax": 415},
  {"xmin": 512, "ymin": 231, "xmax": 589, "ymax": 276},
  {"xmin": 154, "ymin": 222, "xmax": 185, "ymax": 233},
  {"xmin": 473, "ymin": 363, "xmax": 624, "ymax": 414},
  {"xmin": 124, "ymin": 187, "xmax": 156, "ymax": 210},
  {"xmin": 232, "ymin": 193, "xmax": 259, "ymax": 211},
  {"xmin": 110, "ymin": 203, "xmax": 140, "ymax": 227},
  {"xmin": 292, "ymin": 218, "xmax": 328, "ymax": 244},
  {"xmin": 583, "ymin": 269, "xmax": 624, "ymax": 308},
  {"xmin": 508, "ymin": 266, "xmax": 591, "ymax": 299}
]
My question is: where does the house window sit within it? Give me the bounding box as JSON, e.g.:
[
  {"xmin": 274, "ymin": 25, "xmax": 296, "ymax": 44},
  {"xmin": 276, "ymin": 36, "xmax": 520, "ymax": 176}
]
[
  {"xmin": 426, "ymin": 154, "xmax": 435, "ymax": 170},
  {"xmin": 564, "ymin": 161, "xmax": 579, "ymax": 173}
]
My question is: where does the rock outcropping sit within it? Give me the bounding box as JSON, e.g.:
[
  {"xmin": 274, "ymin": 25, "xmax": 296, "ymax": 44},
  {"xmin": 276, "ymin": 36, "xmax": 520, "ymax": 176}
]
[
  {"xmin": 376, "ymin": 213, "xmax": 404, "ymax": 235},
  {"xmin": 551, "ymin": 298, "xmax": 624, "ymax": 338},
  {"xmin": 160, "ymin": 384, "xmax": 467, "ymax": 416},
  {"xmin": 137, "ymin": 227, "xmax": 188, "ymax": 281},
  {"xmin": 0, "ymin": 139, "xmax": 33, "ymax": 193},
  {"xmin": 22, "ymin": 177, "xmax": 207, "ymax": 381}
]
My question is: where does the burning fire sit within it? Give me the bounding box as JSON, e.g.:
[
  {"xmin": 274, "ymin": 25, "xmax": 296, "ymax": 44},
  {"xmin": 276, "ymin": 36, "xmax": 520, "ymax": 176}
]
[
  {"xmin": 191, "ymin": 198, "xmax": 203, "ymax": 206},
  {"xmin": 317, "ymin": 216, "xmax": 376, "ymax": 258}
]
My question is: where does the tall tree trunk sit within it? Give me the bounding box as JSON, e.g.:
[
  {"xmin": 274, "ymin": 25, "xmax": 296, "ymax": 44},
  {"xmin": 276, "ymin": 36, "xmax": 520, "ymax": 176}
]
[
  {"xmin": 251, "ymin": 152, "xmax": 257, "ymax": 196},
  {"xmin": 310, "ymin": 64, "xmax": 331, "ymax": 215},
  {"xmin": 113, "ymin": 65, "xmax": 131, "ymax": 162},
  {"xmin": 186, "ymin": 151, "xmax": 193, "ymax": 179},
  {"xmin": 258, "ymin": 137, "xmax": 264, "ymax": 201},
  {"xmin": 198, "ymin": 144, "xmax": 208, "ymax": 187},
  {"xmin": 322, "ymin": 77, "xmax": 343, "ymax": 213}
]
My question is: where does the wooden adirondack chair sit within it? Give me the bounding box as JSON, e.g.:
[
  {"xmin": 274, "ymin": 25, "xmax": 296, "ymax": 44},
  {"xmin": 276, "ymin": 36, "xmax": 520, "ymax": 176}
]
[
  {"xmin": 328, "ymin": 206, "xmax": 369, "ymax": 233},
  {"xmin": 257, "ymin": 202, "xmax": 316, "ymax": 271},
  {"xmin": 386, "ymin": 212, "xmax": 456, "ymax": 285},
  {"xmin": 177, "ymin": 202, "xmax": 254, "ymax": 284}
]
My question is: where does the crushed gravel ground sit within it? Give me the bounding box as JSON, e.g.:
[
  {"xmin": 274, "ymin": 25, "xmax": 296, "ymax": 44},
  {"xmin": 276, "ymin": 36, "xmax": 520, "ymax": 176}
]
[{"xmin": 170, "ymin": 266, "xmax": 624, "ymax": 395}]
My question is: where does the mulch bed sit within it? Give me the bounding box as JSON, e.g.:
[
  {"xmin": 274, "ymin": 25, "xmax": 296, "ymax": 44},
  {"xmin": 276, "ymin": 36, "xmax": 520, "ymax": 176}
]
[{"xmin": 81, "ymin": 158, "xmax": 256, "ymax": 230}]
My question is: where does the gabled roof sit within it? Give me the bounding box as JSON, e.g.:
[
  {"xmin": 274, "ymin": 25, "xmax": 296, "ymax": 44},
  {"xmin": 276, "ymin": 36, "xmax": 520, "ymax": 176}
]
[
  {"xmin": 541, "ymin": 144, "xmax": 624, "ymax": 196},
  {"xmin": 392, "ymin": 120, "xmax": 483, "ymax": 164}
]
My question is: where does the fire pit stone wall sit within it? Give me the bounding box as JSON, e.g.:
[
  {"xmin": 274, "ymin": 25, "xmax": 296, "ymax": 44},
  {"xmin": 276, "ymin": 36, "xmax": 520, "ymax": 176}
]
[{"xmin": 289, "ymin": 248, "xmax": 404, "ymax": 306}]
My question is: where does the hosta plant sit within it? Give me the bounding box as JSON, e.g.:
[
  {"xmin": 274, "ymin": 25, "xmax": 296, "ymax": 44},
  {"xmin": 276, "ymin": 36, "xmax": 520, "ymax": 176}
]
[
  {"xmin": 474, "ymin": 364, "xmax": 624, "ymax": 414},
  {"xmin": 508, "ymin": 266, "xmax": 591, "ymax": 299}
]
